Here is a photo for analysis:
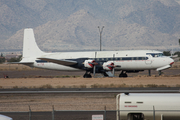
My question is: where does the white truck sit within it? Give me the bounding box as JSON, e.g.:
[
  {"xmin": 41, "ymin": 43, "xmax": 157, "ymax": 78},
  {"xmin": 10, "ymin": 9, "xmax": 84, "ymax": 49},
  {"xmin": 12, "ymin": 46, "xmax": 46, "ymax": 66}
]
[{"xmin": 116, "ymin": 93, "xmax": 180, "ymax": 120}]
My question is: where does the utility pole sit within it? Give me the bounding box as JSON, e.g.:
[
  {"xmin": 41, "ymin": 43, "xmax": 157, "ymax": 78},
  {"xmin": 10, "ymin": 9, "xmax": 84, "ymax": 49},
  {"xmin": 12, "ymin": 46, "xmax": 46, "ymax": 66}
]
[{"xmin": 98, "ymin": 26, "xmax": 104, "ymax": 51}]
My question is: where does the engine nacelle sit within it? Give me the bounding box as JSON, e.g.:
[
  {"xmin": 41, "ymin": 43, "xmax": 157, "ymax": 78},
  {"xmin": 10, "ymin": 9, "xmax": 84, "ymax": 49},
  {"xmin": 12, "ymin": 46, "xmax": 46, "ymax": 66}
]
[
  {"xmin": 84, "ymin": 60, "xmax": 97, "ymax": 68},
  {"xmin": 103, "ymin": 61, "xmax": 114, "ymax": 71}
]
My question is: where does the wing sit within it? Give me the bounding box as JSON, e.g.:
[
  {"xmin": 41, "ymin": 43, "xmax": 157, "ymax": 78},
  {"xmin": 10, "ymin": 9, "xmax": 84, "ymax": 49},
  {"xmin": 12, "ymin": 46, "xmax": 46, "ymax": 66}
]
[{"xmin": 38, "ymin": 58, "xmax": 77, "ymax": 66}]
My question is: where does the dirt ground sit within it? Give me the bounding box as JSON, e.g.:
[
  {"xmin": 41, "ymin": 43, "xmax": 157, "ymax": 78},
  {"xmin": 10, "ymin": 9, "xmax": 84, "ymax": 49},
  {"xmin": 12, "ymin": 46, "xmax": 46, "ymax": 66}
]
[
  {"xmin": 0, "ymin": 93, "xmax": 116, "ymax": 112},
  {"xmin": 0, "ymin": 76, "xmax": 180, "ymax": 89}
]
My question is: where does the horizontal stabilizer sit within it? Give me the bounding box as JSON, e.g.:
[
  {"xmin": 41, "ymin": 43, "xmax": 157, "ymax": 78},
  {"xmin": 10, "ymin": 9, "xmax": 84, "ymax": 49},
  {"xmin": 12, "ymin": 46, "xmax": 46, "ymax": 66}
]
[
  {"xmin": 7, "ymin": 62, "xmax": 34, "ymax": 66},
  {"xmin": 171, "ymin": 55, "xmax": 178, "ymax": 58},
  {"xmin": 38, "ymin": 58, "xmax": 77, "ymax": 66},
  {"xmin": 7, "ymin": 62, "xmax": 34, "ymax": 64},
  {"xmin": 7, "ymin": 62, "xmax": 34, "ymax": 68}
]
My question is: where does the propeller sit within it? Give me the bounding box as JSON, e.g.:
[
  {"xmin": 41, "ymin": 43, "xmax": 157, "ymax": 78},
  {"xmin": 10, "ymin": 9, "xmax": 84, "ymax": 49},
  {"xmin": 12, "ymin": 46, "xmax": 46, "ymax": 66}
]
[
  {"xmin": 110, "ymin": 54, "xmax": 121, "ymax": 77},
  {"xmin": 93, "ymin": 52, "xmax": 97, "ymax": 77},
  {"xmin": 112, "ymin": 54, "xmax": 115, "ymax": 77}
]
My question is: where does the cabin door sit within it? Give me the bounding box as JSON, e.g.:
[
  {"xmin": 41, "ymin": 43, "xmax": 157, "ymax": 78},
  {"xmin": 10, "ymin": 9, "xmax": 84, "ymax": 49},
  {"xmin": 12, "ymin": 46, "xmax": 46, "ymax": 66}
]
[{"xmin": 145, "ymin": 55, "xmax": 152, "ymax": 65}]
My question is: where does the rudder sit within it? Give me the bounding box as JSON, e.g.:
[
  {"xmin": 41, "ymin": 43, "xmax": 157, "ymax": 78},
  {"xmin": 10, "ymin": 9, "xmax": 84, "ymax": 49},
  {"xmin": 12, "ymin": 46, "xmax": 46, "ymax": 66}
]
[{"xmin": 22, "ymin": 28, "xmax": 44, "ymax": 59}]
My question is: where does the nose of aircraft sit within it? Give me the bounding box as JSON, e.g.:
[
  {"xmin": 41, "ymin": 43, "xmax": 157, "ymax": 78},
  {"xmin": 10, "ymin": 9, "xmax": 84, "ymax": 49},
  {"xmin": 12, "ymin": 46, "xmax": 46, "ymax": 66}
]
[{"xmin": 169, "ymin": 58, "xmax": 174, "ymax": 66}]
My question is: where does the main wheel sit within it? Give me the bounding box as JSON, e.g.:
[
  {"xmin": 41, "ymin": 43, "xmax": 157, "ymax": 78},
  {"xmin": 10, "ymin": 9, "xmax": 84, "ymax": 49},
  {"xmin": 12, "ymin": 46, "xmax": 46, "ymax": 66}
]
[
  {"xmin": 119, "ymin": 71, "xmax": 128, "ymax": 78},
  {"xmin": 83, "ymin": 74, "xmax": 92, "ymax": 78},
  {"xmin": 123, "ymin": 73, "xmax": 127, "ymax": 77}
]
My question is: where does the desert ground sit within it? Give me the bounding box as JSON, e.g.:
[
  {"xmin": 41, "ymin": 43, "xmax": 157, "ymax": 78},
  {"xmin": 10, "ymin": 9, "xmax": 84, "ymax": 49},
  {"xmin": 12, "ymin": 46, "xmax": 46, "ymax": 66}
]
[{"xmin": 0, "ymin": 75, "xmax": 180, "ymax": 89}]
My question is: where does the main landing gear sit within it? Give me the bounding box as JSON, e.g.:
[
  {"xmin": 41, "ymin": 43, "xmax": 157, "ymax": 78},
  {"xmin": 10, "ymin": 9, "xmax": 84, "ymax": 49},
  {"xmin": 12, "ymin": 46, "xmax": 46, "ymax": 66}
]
[
  {"xmin": 83, "ymin": 71, "xmax": 128, "ymax": 78},
  {"xmin": 158, "ymin": 70, "xmax": 162, "ymax": 76},
  {"xmin": 119, "ymin": 71, "xmax": 128, "ymax": 78},
  {"xmin": 83, "ymin": 71, "xmax": 92, "ymax": 78}
]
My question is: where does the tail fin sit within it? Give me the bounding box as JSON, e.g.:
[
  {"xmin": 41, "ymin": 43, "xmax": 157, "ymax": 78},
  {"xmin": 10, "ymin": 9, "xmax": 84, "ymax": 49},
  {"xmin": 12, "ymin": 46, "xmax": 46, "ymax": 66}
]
[{"xmin": 22, "ymin": 28, "xmax": 44, "ymax": 59}]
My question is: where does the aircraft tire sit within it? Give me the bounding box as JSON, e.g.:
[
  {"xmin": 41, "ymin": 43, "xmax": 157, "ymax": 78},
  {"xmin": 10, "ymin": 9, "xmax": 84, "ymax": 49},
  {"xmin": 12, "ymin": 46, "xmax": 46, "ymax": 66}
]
[
  {"xmin": 119, "ymin": 72, "xmax": 128, "ymax": 78},
  {"xmin": 83, "ymin": 74, "xmax": 92, "ymax": 78},
  {"xmin": 123, "ymin": 73, "xmax": 128, "ymax": 77},
  {"xmin": 103, "ymin": 72, "xmax": 109, "ymax": 77}
]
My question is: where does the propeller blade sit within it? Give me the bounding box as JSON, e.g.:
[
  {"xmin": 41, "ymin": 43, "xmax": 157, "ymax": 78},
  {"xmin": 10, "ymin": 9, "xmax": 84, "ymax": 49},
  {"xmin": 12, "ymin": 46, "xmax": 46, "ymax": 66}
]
[
  {"xmin": 93, "ymin": 66, "xmax": 96, "ymax": 77},
  {"xmin": 112, "ymin": 67, "xmax": 115, "ymax": 77},
  {"xmin": 93, "ymin": 51, "xmax": 97, "ymax": 77},
  {"xmin": 112, "ymin": 54, "xmax": 115, "ymax": 77}
]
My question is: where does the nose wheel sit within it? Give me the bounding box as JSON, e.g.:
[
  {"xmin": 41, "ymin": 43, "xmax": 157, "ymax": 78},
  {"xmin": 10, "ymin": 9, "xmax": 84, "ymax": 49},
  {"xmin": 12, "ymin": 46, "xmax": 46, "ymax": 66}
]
[{"xmin": 158, "ymin": 71, "xmax": 162, "ymax": 76}]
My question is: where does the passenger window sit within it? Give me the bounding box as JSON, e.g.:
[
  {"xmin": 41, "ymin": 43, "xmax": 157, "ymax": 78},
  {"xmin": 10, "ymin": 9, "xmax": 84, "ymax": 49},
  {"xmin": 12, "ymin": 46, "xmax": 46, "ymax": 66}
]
[
  {"xmin": 136, "ymin": 102, "xmax": 143, "ymax": 104},
  {"xmin": 138, "ymin": 57, "xmax": 142, "ymax": 60},
  {"xmin": 125, "ymin": 102, "xmax": 131, "ymax": 104}
]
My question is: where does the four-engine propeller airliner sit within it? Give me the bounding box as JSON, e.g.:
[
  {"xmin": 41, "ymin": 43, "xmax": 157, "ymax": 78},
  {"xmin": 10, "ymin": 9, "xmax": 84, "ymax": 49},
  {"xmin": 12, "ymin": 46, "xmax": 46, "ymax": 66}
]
[{"xmin": 14, "ymin": 28, "xmax": 174, "ymax": 78}]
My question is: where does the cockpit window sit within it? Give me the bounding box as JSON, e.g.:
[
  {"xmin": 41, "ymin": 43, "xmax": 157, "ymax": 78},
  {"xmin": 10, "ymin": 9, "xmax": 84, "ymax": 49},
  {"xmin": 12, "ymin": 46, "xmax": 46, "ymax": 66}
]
[{"xmin": 146, "ymin": 53, "xmax": 164, "ymax": 57}]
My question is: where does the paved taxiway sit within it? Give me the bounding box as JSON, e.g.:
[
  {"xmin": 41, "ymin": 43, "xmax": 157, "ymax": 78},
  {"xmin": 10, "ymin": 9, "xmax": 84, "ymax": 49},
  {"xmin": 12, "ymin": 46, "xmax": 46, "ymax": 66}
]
[{"xmin": 0, "ymin": 90, "xmax": 180, "ymax": 94}]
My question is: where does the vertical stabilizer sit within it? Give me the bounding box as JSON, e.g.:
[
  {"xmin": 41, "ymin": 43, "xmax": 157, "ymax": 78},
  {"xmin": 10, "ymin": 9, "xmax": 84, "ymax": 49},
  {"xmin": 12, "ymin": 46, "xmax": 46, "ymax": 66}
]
[{"xmin": 23, "ymin": 28, "xmax": 44, "ymax": 59}]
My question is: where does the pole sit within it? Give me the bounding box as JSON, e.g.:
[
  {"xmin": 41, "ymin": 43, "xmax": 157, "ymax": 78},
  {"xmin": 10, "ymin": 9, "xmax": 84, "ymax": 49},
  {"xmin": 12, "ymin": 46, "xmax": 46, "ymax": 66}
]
[
  {"xmin": 148, "ymin": 70, "xmax": 151, "ymax": 76},
  {"xmin": 104, "ymin": 106, "xmax": 106, "ymax": 120},
  {"xmin": 52, "ymin": 105, "xmax": 54, "ymax": 120},
  {"xmin": 29, "ymin": 105, "xmax": 31, "ymax": 120},
  {"xmin": 98, "ymin": 26, "xmax": 104, "ymax": 51},
  {"xmin": 153, "ymin": 106, "xmax": 155, "ymax": 120}
]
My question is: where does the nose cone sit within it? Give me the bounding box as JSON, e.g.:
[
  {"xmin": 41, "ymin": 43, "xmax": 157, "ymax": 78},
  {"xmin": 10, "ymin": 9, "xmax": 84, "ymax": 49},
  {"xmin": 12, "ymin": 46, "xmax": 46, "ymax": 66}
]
[{"xmin": 169, "ymin": 58, "xmax": 174, "ymax": 65}]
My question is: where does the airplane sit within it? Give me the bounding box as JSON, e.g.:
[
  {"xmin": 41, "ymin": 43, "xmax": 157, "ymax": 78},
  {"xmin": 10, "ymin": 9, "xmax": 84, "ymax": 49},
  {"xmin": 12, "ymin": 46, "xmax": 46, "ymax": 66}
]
[{"xmin": 13, "ymin": 28, "xmax": 174, "ymax": 78}]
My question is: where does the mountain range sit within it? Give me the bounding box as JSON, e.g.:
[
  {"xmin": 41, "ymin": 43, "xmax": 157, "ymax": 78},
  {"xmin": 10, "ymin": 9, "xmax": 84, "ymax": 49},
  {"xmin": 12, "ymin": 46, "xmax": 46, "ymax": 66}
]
[{"xmin": 0, "ymin": 0, "xmax": 180, "ymax": 52}]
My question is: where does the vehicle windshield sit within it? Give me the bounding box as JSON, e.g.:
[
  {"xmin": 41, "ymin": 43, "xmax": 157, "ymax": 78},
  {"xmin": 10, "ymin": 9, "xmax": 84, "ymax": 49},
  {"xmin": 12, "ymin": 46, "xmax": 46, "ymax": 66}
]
[{"xmin": 146, "ymin": 53, "xmax": 164, "ymax": 57}]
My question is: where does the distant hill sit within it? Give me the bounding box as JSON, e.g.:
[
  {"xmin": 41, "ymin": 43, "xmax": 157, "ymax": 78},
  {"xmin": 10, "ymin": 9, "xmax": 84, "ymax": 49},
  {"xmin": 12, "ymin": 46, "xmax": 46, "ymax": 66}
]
[{"xmin": 0, "ymin": 0, "xmax": 180, "ymax": 52}]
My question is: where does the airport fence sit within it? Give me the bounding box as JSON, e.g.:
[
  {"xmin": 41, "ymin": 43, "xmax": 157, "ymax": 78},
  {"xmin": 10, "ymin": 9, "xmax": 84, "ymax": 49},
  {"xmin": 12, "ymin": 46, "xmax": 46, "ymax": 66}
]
[
  {"xmin": 1, "ymin": 107, "xmax": 180, "ymax": 120},
  {"xmin": 0, "ymin": 107, "xmax": 116, "ymax": 120}
]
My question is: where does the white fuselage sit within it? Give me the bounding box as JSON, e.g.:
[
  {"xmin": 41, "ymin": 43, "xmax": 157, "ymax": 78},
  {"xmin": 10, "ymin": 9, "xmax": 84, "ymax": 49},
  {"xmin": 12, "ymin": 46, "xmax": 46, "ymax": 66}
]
[
  {"xmin": 116, "ymin": 93, "xmax": 180, "ymax": 120},
  {"xmin": 31, "ymin": 50, "xmax": 173, "ymax": 71}
]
